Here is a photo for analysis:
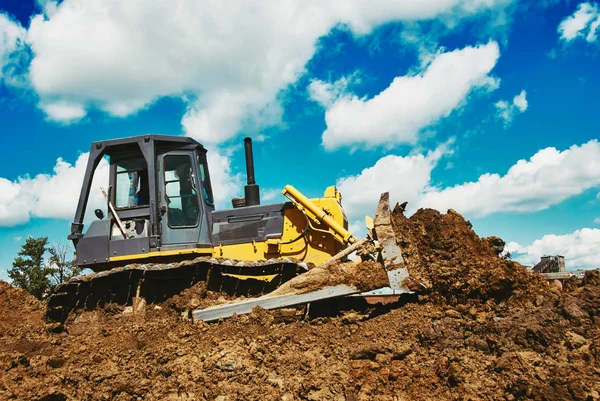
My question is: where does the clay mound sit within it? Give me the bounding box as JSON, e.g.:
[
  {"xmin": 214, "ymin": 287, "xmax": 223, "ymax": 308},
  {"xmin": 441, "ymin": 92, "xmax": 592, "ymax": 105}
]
[
  {"xmin": 0, "ymin": 280, "xmax": 45, "ymax": 334},
  {"xmin": 393, "ymin": 208, "xmax": 544, "ymax": 305}
]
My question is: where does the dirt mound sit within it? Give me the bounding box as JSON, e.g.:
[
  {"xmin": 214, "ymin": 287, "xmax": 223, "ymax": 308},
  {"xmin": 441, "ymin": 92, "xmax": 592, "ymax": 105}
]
[
  {"xmin": 394, "ymin": 208, "xmax": 545, "ymax": 305},
  {"xmin": 0, "ymin": 280, "xmax": 46, "ymax": 334},
  {"xmin": 1, "ymin": 207, "xmax": 599, "ymax": 400}
]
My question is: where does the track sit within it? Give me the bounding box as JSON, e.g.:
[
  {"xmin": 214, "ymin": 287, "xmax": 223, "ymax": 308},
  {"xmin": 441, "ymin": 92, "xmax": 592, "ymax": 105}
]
[{"xmin": 46, "ymin": 257, "xmax": 308, "ymax": 323}]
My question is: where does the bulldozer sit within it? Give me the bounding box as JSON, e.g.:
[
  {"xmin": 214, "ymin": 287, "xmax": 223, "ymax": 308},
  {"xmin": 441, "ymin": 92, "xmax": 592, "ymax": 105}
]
[{"xmin": 47, "ymin": 134, "xmax": 409, "ymax": 323}]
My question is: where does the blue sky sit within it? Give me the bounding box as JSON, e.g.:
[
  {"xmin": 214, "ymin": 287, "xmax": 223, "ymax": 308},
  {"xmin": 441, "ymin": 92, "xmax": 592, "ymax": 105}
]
[{"xmin": 1, "ymin": 0, "xmax": 599, "ymax": 279}]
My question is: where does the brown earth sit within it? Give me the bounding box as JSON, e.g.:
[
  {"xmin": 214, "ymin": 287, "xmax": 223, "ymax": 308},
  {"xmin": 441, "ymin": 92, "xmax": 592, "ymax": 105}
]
[
  {"xmin": 1, "ymin": 207, "xmax": 600, "ymax": 401},
  {"xmin": 269, "ymin": 260, "xmax": 390, "ymax": 296}
]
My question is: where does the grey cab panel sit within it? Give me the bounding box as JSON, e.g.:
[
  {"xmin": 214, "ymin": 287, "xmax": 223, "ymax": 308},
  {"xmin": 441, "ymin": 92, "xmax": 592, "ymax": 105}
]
[
  {"xmin": 76, "ymin": 220, "xmax": 110, "ymax": 266},
  {"xmin": 211, "ymin": 202, "xmax": 290, "ymax": 245}
]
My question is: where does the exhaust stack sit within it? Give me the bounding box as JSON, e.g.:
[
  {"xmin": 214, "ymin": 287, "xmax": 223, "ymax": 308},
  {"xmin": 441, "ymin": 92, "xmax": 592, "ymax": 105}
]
[{"xmin": 243, "ymin": 137, "xmax": 260, "ymax": 206}]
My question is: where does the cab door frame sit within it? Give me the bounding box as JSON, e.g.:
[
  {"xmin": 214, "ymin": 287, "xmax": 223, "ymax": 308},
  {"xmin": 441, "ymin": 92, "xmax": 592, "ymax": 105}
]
[{"xmin": 158, "ymin": 151, "xmax": 207, "ymax": 248}]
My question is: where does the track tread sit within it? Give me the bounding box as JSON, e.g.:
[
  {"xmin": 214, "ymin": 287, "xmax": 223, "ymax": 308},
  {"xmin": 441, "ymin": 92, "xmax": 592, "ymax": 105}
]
[{"xmin": 46, "ymin": 257, "xmax": 305, "ymax": 323}]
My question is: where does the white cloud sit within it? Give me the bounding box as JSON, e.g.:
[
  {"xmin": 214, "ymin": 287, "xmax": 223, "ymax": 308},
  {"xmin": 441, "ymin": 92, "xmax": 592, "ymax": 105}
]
[
  {"xmin": 336, "ymin": 142, "xmax": 453, "ymax": 227},
  {"xmin": 593, "ymin": 217, "xmax": 600, "ymax": 224},
  {"xmin": 495, "ymin": 89, "xmax": 528, "ymax": 127},
  {"xmin": 206, "ymin": 149, "xmax": 243, "ymax": 209},
  {"xmin": 0, "ymin": 178, "xmax": 31, "ymax": 226},
  {"xmin": 308, "ymin": 76, "xmax": 357, "ymax": 108},
  {"xmin": 507, "ymin": 228, "xmax": 600, "ymax": 270},
  {"xmin": 558, "ymin": 2, "xmax": 600, "ymax": 43},
  {"xmin": 316, "ymin": 41, "xmax": 500, "ymax": 150},
  {"xmin": 19, "ymin": 0, "xmax": 511, "ymax": 143},
  {"xmin": 0, "ymin": 153, "xmax": 109, "ymax": 227},
  {"xmin": 419, "ymin": 139, "xmax": 600, "ymax": 217},
  {"xmin": 261, "ymin": 188, "xmax": 284, "ymax": 203},
  {"xmin": 334, "ymin": 139, "xmax": 600, "ymax": 233},
  {"xmin": 35, "ymin": 0, "xmax": 59, "ymax": 18},
  {"xmin": 41, "ymin": 100, "xmax": 86, "ymax": 123},
  {"xmin": 0, "ymin": 13, "xmax": 27, "ymax": 85}
]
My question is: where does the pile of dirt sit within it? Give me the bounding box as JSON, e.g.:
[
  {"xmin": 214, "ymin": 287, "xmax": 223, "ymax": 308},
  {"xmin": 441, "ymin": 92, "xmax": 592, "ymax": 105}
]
[
  {"xmin": 1, "ymin": 207, "xmax": 599, "ymax": 401},
  {"xmin": 164, "ymin": 281, "xmax": 247, "ymax": 312},
  {"xmin": 0, "ymin": 281, "xmax": 45, "ymax": 333},
  {"xmin": 393, "ymin": 208, "xmax": 545, "ymax": 305}
]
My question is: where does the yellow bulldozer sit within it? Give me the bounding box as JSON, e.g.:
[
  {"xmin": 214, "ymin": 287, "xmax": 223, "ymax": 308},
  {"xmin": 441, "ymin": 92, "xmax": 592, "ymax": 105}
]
[{"xmin": 47, "ymin": 135, "xmax": 409, "ymax": 322}]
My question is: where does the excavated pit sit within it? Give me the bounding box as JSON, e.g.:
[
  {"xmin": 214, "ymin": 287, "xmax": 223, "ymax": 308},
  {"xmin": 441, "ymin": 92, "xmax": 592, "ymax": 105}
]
[{"xmin": 1, "ymin": 207, "xmax": 599, "ymax": 401}]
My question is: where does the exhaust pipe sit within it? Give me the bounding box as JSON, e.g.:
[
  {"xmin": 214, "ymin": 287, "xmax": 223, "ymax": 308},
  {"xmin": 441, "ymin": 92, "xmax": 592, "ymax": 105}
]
[{"xmin": 243, "ymin": 137, "xmax": 260, "ymax": 206}]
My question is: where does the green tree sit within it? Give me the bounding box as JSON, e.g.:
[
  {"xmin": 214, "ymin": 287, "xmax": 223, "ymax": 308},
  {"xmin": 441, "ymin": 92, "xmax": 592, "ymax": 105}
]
[
  {"xmin": 48, "ymin": 242, "xmax": 80, "ymax": 285},
  {"xmin": 8, "ymin": 236, "xmax": 53, "ymax": 299}
]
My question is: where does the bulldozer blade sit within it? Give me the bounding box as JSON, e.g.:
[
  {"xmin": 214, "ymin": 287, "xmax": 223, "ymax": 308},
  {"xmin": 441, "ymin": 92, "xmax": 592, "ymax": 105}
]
[
  {"xmin": 360, "ymin": 192, "xmax": 410, "ymax": 296},
  {"xmin": 192, "ymin": 284, "xmax": 359, "ymax": 323}
]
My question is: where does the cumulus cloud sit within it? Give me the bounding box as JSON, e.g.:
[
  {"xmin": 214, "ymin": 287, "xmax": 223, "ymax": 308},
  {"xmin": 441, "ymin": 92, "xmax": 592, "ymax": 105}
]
[
  {"xmin": 495, "ymin": 89, "xmax": 528, "ymax": 127},
  {"xmin": 0, "ymin": 12, "xmax": 27, "ymax": 85},
  {"xmin": 18, "ymin": 0, "xmax": 511, "ymax": 144},
  {"xmin": 336, "ymin": 141, "xmax": 453, "ymax": 226},
  {"xmin": 315, "ymin": 42, "xmax": 500, "ymax": 150},
  {"xmin": 41, "ymin": 100, "xmax": 86, "ymax": 123},
  {"xmin": 506, "ymin": 229, "xmax": 600, "ymax": 270},
  {"xmin": 308, "ymin": 76, "xmax": 358, "ymax": 108},
  {"xmin": 334, "ymin": 139, "xmax": 600, "ymax": 234},
  {"xmin": 261, "ymin": 189, "xmax": 284, "ymax": 203},
  {"xmin": 206, "ymin": 149, "xmax": 243, "ymax": 208},
  {"xmin": 419, "ymin": 139, "xmax": 600, "ymax": 217},
  {"xmin": 558, "ymin": 2, "xmax": 600, "ymax": 43},
  {"xmin": 0, "ymin": 153, "xmax": 109, "ymax": 227}
]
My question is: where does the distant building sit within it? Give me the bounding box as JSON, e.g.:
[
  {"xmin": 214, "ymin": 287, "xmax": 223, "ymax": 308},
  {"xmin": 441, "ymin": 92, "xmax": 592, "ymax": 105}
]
[{"xmin": 532, "ymin": 255, "xmax": 565, "ymax": 274}]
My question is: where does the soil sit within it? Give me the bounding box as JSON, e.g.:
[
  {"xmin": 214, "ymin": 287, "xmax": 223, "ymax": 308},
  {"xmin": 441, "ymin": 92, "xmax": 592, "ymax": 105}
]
[
  {"xmin": 1, "ymin": 207, "xmax": 600, "ymax": 401},
  {"xmin": 269, "ymin": 260, "xmax": 390, "ymax": 296},
  {"xmin": 392, "ymin": 208, "xmax": 546, "ymax": 305}
]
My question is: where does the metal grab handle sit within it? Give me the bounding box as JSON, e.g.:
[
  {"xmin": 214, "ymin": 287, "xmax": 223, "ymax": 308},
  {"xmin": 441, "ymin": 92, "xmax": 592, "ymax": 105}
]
[{"xmin": 100, "ymin": 186, "xmax": 129, "ymax": 239}]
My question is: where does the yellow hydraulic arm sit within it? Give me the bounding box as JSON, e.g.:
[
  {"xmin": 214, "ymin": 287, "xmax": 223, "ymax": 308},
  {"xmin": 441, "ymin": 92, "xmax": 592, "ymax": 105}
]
[{"xmin": 282, "ymin": 185, "xmax": 357, "ymax": 245}]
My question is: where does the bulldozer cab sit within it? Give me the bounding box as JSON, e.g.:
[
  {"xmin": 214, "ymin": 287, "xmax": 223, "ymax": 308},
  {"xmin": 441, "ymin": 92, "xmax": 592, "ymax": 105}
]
[{"xmin": 68, "ymin": 135, "xmax": 216, "ymax": 270}]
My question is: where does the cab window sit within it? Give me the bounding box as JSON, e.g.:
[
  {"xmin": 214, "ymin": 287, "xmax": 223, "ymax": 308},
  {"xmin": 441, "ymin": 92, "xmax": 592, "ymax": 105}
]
[
  {"xmin": 198, "ymin": 155, "xmax": 214, "ymax": 205},
  {"xmin": 115, "ymin": 157, "xmax": 149, "ymax": 208},
  {"xmin": 164, "ymin": 155, "xmax": 199, "ymax": 227}
]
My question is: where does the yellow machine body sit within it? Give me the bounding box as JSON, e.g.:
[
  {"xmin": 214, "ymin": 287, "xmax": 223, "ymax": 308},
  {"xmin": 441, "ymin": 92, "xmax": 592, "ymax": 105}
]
[{"xmin": 107, "ymin": 185, "xmax": 352, "ymax": 267}]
